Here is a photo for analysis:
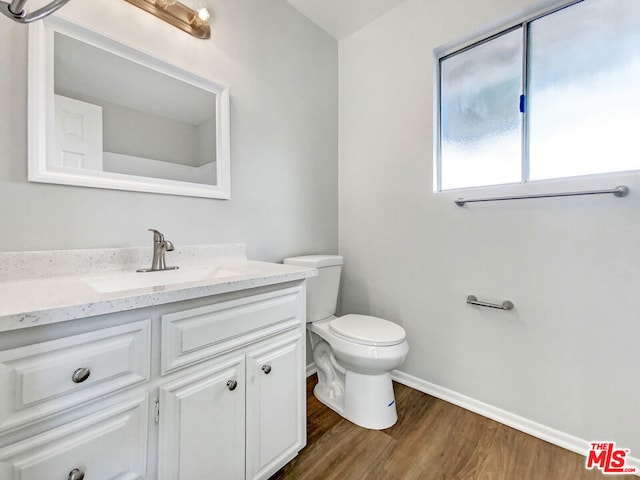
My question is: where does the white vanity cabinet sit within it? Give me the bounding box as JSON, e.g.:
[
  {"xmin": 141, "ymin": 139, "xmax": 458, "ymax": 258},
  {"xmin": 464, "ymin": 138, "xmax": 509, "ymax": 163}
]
[
  {"xmin": 0, "ymin": 282, "xmax": 307, "ymax": 480},
  {"xmin": 157, "ymin": 285, "xmax": 306, "ymax": 480}
]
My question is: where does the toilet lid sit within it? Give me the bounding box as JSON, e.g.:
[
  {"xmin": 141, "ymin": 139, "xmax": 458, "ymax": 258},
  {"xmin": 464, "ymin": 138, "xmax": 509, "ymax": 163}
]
[{"xmin": 329, "ymin": 314, "xmax": 406, "ymax": 346}]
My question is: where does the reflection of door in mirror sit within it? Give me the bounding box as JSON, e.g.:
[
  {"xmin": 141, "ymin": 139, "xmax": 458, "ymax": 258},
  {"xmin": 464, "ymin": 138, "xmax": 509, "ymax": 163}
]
[
  {"xmin": 53, "ymin": 32, "xmax": 217, "ymax": 185},
  {"xmin": 54, "ymin": 95, "xmax": 103, "ymax": 170}
]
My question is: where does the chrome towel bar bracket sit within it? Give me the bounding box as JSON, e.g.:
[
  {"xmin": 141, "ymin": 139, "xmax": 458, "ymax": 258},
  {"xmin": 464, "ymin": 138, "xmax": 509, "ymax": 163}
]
[
  {"xmin": 455, "ymin": 185, "xmax": 629, "ymax": 207},
  {"xmin": 467, "ymin": 295, "xmax": 514, "ymax": 311},
  {"xmin": 0, "ymin": 0, "xmax": 70, "ymax": 23}
]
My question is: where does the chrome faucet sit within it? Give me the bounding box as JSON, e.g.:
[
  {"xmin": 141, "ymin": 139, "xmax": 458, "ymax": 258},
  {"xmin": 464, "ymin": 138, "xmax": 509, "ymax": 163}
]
[{"xmin": 137, "ymin": 229, "xmax": 178, "ymax": 272}]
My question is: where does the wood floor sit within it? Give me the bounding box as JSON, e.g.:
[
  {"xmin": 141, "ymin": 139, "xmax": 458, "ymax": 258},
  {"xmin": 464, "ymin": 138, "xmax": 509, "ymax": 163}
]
[{"xmin": 270, "ymin": 375, "xmax": 635, "ymax": 480}]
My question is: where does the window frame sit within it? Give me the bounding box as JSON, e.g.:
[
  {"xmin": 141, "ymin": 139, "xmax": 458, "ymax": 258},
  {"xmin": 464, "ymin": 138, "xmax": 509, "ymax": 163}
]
[{"xmin": 433, "ymin": 0, "xmax": 635, "ymax": 193}]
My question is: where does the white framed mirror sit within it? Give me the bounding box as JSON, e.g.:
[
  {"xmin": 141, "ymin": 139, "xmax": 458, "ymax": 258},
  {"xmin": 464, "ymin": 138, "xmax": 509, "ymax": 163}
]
[{"xmin": 28, "ymin": 17, "xmax": 231, "ymax": 199}]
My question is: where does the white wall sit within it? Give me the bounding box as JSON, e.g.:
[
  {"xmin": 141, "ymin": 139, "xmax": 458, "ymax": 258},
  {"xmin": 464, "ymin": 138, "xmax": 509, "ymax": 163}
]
[
  {"xmin": 339, "ymin": 0, "xmax": 640, "ymax": 458},
  {"xmin": 0, "ymin": 0, "xmax": 338, "ymax": 261}
]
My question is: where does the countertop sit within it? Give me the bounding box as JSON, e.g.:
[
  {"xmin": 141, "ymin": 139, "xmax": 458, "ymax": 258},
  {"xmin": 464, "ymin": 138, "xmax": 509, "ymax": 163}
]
[{"xmin": 0, "ymin": 245, "xmax": 317, "ymax": 333}]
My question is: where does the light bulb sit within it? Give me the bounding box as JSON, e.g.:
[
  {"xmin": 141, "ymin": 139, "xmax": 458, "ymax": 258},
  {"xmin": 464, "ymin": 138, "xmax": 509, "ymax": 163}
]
[
  {"xmin": 197, "ymin": 7, "xmax": 210, "ymax": 22},
  {"xmin": 190, "ymin": 2, "xmax": 210, "ymax": 27}
]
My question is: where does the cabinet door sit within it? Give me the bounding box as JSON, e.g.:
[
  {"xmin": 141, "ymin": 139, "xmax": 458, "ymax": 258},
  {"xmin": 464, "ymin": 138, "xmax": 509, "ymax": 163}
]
[
  {"xmin": 246, "ymin": 330, "xmax": 306, "ymax": 480},
  {"xmin": 158, "ymin": 356, "xmax": 245, "ymax": 480}
]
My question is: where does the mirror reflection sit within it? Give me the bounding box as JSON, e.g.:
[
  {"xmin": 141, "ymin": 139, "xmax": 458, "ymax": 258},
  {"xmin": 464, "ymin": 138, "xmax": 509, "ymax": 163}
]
[
  {"xmin": 53, "ymin": 32, "xmax": 217, "ymax": 185},
  {"xmin": 28, "ymin": 17, "xmax": 230, "ymax": 199}
]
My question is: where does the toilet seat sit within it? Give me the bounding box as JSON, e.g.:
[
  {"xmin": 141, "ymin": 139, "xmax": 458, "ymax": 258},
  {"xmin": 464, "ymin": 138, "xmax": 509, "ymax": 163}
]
[{"xmin": 329, "ymin": 314, "xmax": 406, "ymax": 347}]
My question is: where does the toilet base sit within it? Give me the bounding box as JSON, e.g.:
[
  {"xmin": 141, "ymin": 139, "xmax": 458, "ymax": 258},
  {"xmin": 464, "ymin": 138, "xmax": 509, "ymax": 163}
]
[{"xmin": 314, "ymin": 370, "xmax": 398, "ymax": 430}]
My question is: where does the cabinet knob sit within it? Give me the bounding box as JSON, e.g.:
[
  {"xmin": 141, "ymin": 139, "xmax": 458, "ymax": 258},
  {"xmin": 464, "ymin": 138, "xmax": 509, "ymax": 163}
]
[
  {"xmin": 68, "ymin": 468, "xmax": 85, "ymax": 480},
  {"xmin": 262, "ymin": 364, "xmax": 272, "ymax": 375},
  {"xmin": 226, "ymin": 379, "xmax": 238, "ymax": 391},
  {"xmin": 72, "ymin": 368, "xmax": 91, "ymax": 384}
]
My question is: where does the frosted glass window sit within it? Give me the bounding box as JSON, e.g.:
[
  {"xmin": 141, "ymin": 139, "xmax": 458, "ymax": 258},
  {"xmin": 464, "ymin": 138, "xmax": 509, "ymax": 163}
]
[
  {"xmin": 436, "ymin": 0, "xmax": 640, "ymax": 191},
  {"xmin": 439, "ymin": 28, "xmax": 523, "ymax": 190},
  {"xmin": 528, "ymin": 0, "xmax": 640, "ymax": 180}
]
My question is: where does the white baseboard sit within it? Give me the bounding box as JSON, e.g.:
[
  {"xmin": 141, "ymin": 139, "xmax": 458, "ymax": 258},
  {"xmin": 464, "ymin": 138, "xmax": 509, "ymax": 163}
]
[
  {"xmin": 391, "ymin": 369, "xmax": 640, "ymax": 475},
  {"xmin": 306, "ymin": 362, "xmax": 317, "ymax": 378}
]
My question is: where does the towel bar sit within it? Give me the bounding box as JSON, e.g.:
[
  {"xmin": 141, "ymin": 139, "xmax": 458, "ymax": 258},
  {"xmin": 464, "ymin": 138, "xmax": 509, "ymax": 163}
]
[
  {"xmin": 467, "ymin": 295, "xmax": 514, "ymax": 310},
  {"xmin": 455, "ymin": 185, "xmax": 629, "ymax": 207}
]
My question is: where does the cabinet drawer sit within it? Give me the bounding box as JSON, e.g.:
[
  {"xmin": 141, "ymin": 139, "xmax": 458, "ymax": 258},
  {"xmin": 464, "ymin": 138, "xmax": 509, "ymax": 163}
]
[
  {"xmin": 0, "ymin": 396, "xmax": 148, "ymax": 480},
  {"xmin": 161, "ymin": 286, "xmax": 304, "ymax": 374},
  {"xmin": 0, "ymin": 320, "xmax": 150, "ymax": 433}
]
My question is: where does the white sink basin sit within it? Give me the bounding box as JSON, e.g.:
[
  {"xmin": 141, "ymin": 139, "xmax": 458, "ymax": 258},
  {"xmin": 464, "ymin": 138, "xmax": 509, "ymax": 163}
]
[{"xmin": 87, "ymin": 264, "xmax": 247, "ymax": 293}]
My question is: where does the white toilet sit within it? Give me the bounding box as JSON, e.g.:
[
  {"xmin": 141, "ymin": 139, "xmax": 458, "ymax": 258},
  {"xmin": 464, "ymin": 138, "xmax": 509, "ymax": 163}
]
[{"xmin": 283, "ymin": 255, "xmax": 409, "ymax": 430}]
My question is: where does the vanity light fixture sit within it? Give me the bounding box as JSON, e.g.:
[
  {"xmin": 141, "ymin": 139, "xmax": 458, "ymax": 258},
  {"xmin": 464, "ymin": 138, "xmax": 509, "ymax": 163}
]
[
  {"xmin": 0, "ymin": 0, "xmax": 70, "ymax": 23},
  {"xmin": 124, "ymin": 0, "xmax": 211, "ymax": 39}
]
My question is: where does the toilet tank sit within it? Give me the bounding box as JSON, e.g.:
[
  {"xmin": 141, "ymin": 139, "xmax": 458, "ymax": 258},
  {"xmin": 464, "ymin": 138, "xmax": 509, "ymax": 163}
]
[{"xmin": 283, "ymin": 255, "xmax": 343, "ymax": 322}]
